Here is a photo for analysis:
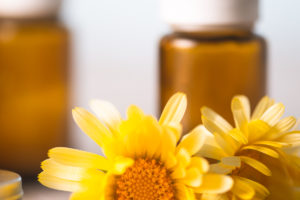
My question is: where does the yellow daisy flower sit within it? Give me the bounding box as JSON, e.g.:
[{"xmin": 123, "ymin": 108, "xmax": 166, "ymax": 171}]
[
  {"xmin": 38, "ymin": 93, "xmax": 232, "ymax": 200},
  {"xmin": 197, "ymin": 95, "xmax": 300, "ymax": 200}
]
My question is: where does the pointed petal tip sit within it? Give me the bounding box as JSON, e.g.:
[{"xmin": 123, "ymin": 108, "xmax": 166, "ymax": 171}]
[
  {"xmin": 261, "ymin": 96, "xmax": 271, "ymax": 100},
  {"xmin": 233, "ymin": 94, "xmax": 247, "ymax": 99},
  {"xmin": 72, "ymin": 107, "xmax": 83, "ymax": 116},
  {"xmin": 200, "ymin": 106, "xmax": 209, "ymax": 113},
  {"xmin": 231, "ymin": 95, "xmax": 249, "ymax": 107},
  {"xmin": 232, "ymin": 95, "xmax": 249, "ymax": 106},
  {"xmin": 276, "ymin": 102, "xmax": 285, "ymax": 107},
  {"xmin": 173, "ymin": 92, "xmax": 187, "ymax": 102},
  {"xmin": 73, "ymin": 107, "xmax": 81, "ymax": 111},
  {"xmin": 175, "ymin": 91, "xmax": 186, "ymax": 97}
]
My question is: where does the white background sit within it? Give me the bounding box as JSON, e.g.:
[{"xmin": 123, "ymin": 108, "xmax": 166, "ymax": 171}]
[{"xmin": 60, "ymin": 0, "xmax": 300, "ymax": 153}]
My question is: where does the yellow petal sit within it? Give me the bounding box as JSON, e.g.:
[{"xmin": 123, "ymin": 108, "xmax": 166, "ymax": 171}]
[
  {"xmin": 161, "ymin": 126, "xmax": 177, "ymax": 151},
  {"xmin": 252, "ymin": 140, "xmax": 288, "ymax": 148},
  {"xmin": 251, "ymin": 96, "xmax": 274, "ymax": 120},
  {"xmin": 72, "ymin": 107, "xmax": 112, "ymax": 148},
  {"xmin": 231, "ymin": 176, "xmax": 255, "ymax": 200},
  {"xmin": 160, "ymin": 125, "xmax": 179, "ymax": 168},
  {"xmin": 241, "ymin": 145, "xmax": 279, "ymax": 158},
  {"xmin": 197, "ymin": 144, "xmax": 227, "ymax": 160},
  {"xmin": 38, "ymin": 171, "xmax": 83, "ymax": 192},
  {"xmin": 237, "ymin": 176, "xmax": 270, "ymax": 199},
  {"xmin": 111, "ymin": 156, "xmax": 134, "ymax": 175},
  {"xmin": 163, "ymin": 122, "xmax": 183, "ymax": 142},
  {"xmin": 39, "ymin": 159, "xmax": 105, "ymax": 192},
  {"xmin": 126, "ymin": 105, "xmax": 144, "ymax": 121},
  {"xmin": 163, "ymin": 152, "xmax": 177, "ymax": 169},
  {"xmin": 240, "ymin": 156, "xmax": 271, "ymax": 176},
  {"xmin": 49, "ymin": 147, "xmax": 110, "ymax": 170},
  {"xmin": 181, "ymin": 167, "xmax": 202, "ymax": 187},
  {"xmin": 209, "ymin": 163, "xmax": 235, "ymax": 174},
  {"xmin": 194, "ymin": 174, "xmax": 233, "ymax": 194},
  {"xmin": 221, "ymin": 156, "xmax": 241, "ymax": 168},
  {"xmin": 231, "ymin": 95, "xmax": 250, "ymax": 133},
  {"xmin": 160, "ymin": 127, "xmax": 177, "ymax": 165},
  {"xmin": 172, "ymin": 163, "xmax": 186, "ymax": 179},
  {"xmin": 176, "ymin": 148, "xmax": 191, "ymax": 168},
  {"xmin": 274, "ymin": 116, "xmax": 297, "ymax": 133},
  {"xmin": 260, "ymin": 103, "xmax": 285, "ymax": 126},
  {"xmin": 177, "ymin": 125, "xmax": 206, "ymax": 155},
  {"xmin": 41, "ymin": 159, "xmax": 105, "ymax": 182},
  {"xmin": 228, "ymin": 128, "xmax": 248, "ymax": 144},
  {"xmin": 139, "ymin": 116, "xmax": 162, "ymax": 157},
  {"xmin": 41, "ymin": 159, "xmax": 88, "ymax": 181},
  {"xmin": 159, "ymin": 92, "xmax": 187, "ymax": 126},
  {"xmin": 214, "ymin": 132, "xmax": 238, "ymax": 156},
  {"xmin": 292, "ymin": 118, "xmax": 300, "ymax": 130},
  {"xmin": 118, "ymin": 108, "xmax": 144, "ymax": 156},
  {"xmin": 119, "ymin": 115, "xmax": 162, "ymax": 158},
  {"xmin": 247, "ymin": 119, "xmax": 271, "ymax": 142},
  {"xmin": 201, "ymin": 128, "xmax": 220, "ymax": 147},
  {"xmin": 201, "ymin": 115, "xmax": 239, "ymax": 155},
  {"xmin": 189, "ymin": 157, "xmax": 209, "ymax": 173},
  {"xmin": 89, "ymin": 99, "xmax": 122, "ymax": 132},
  {"xmin": 267, "ymin": 116, "xmax": 297, "ymax": 140},
  {"xmin": 280, "ymin": 133, "xmax": 300, "ymax": 145},
  {"xmin": 175, "ymin": 183, "xmax": 196, "ymax": 200},
  {"xmin": 201, "ymin": 107, "xmax": 233, "ymax": 134}
]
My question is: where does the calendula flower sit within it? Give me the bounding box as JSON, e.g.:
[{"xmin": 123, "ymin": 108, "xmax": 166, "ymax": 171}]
[
  {"xmin": 197, "ymin": 95, "xmax": 300, "ymax": 200},
  {"xmin": 38, "ymin": 93, "xmax": 232, "ymax": 200}
]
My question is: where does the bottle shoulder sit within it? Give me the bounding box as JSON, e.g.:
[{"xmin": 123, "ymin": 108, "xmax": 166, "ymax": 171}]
[
  {"xmin": 160, "ymin": 32, "xmax": 266, "ymax": 48},
  {"xmin": 0, "ymin": 18, "xmax": 69, "ymax": 32},
  {"xmin": 0, "ymin": 18, "xmax": 69, "ymax": 42}
]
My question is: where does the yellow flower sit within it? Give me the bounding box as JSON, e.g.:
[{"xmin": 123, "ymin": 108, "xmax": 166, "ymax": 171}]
[
  {"xmin": 38, "ymin": 93, "xmax": 232, "ymax": 200},
  {"xmin": 197, "ymin": 95, "xmax": 300, "ymax": 200}
]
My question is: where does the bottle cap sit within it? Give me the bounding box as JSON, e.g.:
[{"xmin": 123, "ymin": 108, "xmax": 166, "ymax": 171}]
[
  {"xmin": 0, "ymin": 170, "xmax": 23, "ymax": 200},
  {"xmin": 0, "ymin": 0, "xmax": 62, "ymax": 18},
  {"xmin": 161, "ymin": 0, "xmax": 259, "ymax": 30}
]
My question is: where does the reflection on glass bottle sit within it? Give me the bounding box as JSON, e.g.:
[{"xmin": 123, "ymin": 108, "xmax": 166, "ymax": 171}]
[{"xmin": 0, "ymin": 0, "xmax": 69, "ymax": 178}]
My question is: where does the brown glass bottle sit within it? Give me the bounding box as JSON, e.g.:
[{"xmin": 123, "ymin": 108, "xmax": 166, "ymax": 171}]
[
  {"xmin": 159, "ymin": 30, "xmax": 267, "ymax": 132},
  {"xmin": 0, "ymin": 17, "xmax": 69, "ymax": 177}
]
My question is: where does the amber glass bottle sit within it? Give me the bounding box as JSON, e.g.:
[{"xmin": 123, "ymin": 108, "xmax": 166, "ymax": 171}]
[
  {"xmin": 0, "ymin": 0, "xmax": 69, "ymax": 178},
  {"xmin": 159, "ymin": 0, "xmax": 266, "ymax": 132},
  {"xmin": 160, "ymin": 30, "xmax": 266, "ymax": 131}
]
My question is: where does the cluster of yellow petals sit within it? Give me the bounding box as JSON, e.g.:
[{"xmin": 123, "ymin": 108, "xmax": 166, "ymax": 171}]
[
  {"xmin": 198, "ymin": 95, "xmax": 300, "ymax": 200},
  {"xmin": 38, "ymin": 93, "xmax": 300, "ymax": 200},
  {"xmin": 38, "ymin": 93, "xmax": 232, "ymax": 200}
]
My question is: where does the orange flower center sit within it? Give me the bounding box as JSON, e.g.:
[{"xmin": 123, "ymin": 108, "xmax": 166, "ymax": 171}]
[{"xmin": 115, "ymin": 158, "xmax": 175, "ymax": 200}]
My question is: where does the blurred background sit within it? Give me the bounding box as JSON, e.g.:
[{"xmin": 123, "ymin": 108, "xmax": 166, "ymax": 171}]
[{"xmin": 0, "ymin": 0, "xmax": 299, "ymax": 199}]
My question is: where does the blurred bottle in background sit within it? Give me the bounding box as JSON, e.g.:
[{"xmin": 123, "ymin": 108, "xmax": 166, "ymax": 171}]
[
  {"xmin": 159, "ymin": 0, "xmax": 267, "ymax": 132},
  {"xmin": 0, "ymin": 0, "xmax": 69, "ymax": 178}
]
